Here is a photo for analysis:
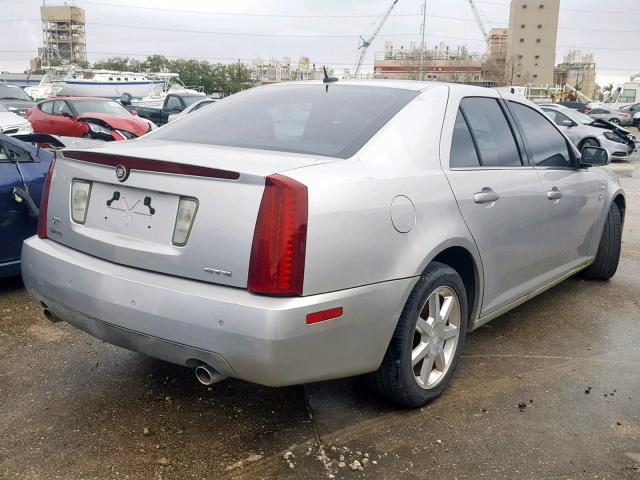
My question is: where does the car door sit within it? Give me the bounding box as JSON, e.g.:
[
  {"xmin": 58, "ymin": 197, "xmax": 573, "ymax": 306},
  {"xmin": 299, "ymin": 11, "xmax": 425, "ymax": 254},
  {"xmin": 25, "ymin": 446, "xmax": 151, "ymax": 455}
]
[
  {"xmin": 49, "ymin": 100, "xmax": 77, "ymax": 136},
  {"xmin": 0, "ymin": 142, "xmax": 35, "ymax": 269},
  {"xmin": 507, "ymin": 100, "xmax": 602, "ymax": 274},
  {"xmin": 443, "ymin": 96, "xmax": 551, "ymax": 316}
]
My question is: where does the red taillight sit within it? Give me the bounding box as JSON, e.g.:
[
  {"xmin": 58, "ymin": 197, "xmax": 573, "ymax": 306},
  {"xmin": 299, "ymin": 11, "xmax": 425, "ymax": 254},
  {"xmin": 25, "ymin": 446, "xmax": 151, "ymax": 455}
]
[
  {"xmin": 248, "ymin": 174, "xmax": 308, "ymax": 296},
  {"xmin": 37, "ymin": 155, "xmax": 56, "ymax": 239}
]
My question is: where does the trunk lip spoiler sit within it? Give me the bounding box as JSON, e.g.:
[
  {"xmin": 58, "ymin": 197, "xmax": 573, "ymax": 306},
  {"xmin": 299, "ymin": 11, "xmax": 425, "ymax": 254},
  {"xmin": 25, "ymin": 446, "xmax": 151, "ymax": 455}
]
[{"xmin": 62, "ymin": 150, "xmax": 240, "ymax": 181}]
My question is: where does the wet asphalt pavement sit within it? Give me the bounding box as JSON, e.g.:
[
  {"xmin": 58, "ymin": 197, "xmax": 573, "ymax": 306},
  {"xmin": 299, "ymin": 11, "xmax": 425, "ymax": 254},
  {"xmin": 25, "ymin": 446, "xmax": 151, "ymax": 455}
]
[{"xmin": 1, "ymin": 155, "xmax": 639, "ymax": 480}]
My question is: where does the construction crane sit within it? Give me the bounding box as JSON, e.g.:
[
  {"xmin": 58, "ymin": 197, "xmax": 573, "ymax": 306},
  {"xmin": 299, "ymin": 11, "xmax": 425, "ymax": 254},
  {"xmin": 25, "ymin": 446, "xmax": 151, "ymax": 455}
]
[
  {"xmin": 353, "ymin": 0, "xmax": 399, "ymax": 78},
  {"xmin": 467, "ymin": 0, "xmax": 489, "ymax": 44}
]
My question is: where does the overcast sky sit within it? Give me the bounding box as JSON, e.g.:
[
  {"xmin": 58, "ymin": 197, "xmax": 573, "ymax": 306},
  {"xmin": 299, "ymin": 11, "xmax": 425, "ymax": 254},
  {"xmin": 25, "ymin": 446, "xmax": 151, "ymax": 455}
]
[{"xmin": 2, "ymin": 0, "xmax": 638, "ymax": 86}]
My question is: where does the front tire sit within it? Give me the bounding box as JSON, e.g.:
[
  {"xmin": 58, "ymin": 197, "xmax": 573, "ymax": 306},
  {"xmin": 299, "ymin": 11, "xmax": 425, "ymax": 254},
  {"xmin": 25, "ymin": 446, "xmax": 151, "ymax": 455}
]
[
  {"xmin": 581, "ymin": 202, "xmax": 622, "ymax": 280},
  {"xmin": 369, "ymin": 262, "xmax": 468, "ymax": 407}
]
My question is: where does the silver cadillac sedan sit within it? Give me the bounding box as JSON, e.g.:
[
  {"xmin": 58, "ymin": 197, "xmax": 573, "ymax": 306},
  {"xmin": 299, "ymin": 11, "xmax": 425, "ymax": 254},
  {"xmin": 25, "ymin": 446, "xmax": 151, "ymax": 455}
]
[{"xmin": 22, "ymin": 81, "xmax": 625, "ymax": 407}]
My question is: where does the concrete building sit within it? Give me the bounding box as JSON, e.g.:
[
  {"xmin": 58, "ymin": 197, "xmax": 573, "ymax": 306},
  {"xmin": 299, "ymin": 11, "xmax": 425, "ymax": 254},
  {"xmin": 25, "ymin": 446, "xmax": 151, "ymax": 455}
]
[
  {"xmin": 251, "ymin": 57, "xmax": 330, "ymax": 83},
  {"xmin": 40, "ymin": 4, "xmax": 87, "ymax": 65},
  {"xmin": 505, "ymin": 0, "xmax": 560, "ymax": 86},
  {"xmin": 483, "ymin": 28, "xmax": 510, "ymax": 84},
  {"xmin": 373, "ymin": 42, "xmax": 493, "ymax": 86},
  {"xmin": 554, "ymin": 50, "xmax": 597, "ymax": 101}
]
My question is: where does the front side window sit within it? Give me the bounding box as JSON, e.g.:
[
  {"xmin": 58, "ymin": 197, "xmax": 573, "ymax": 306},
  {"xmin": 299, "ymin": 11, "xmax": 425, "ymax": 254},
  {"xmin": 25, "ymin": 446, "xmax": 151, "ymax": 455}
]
[
  {"xmin": 40, "ymin": 101, "xmax": 54, "ymax": 115},
  {"xmin": 166, "ymin": 96, "xmax": 183, "ymax": 110},
  {"xmin": 459, "ymin": 97, "xmax": 522, "ymax": 167},
  {"xmin": 542, "ymin": 109, "xmax": 574, "ymax": 127},
  {"xmin": 52, "ymin": 100, "xmax": 73, "ymax": 117},
  {"xmin": 509, "ymin": 102, "xmax": 574, "ymax": 168},
  {"xmin": 147, "ymin": 85, "xmax": 418, "ymax": 159}
]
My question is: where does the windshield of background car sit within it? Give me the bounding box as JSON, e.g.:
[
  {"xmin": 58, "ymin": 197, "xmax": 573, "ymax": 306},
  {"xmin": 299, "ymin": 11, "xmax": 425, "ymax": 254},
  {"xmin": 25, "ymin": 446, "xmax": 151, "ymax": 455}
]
[
  {"xmin": 0, "ymin": 103, "xmax": 8, "ymax": 113},
  {"xmin": 71, "ymin": 100, "xmax": 132, "ymax": 116},
  {"xmin": 561, "ymin": 108, "xmax": 594, "ymax": 125},
  {"xmin": 0, "ymin": 86, "xmax": 33, "ymax": 101},
  {"xmin": 182, "ymin": 96, "xmax": 206, "ymax": 107},
  {"xmin": 146, "ymin": 84, "xmax": 419, "ymax": 158}
]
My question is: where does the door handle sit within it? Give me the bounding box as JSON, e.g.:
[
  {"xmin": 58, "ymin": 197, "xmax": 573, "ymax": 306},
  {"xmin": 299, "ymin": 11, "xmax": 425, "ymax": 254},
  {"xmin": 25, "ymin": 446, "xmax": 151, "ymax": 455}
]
[
  {"xmin": 546, "ymin": 187, "xmax": 562, "ymax": 201},
  {"xmin": 473, "ymin": 188, "xmax": 500, "ymax": 204}
]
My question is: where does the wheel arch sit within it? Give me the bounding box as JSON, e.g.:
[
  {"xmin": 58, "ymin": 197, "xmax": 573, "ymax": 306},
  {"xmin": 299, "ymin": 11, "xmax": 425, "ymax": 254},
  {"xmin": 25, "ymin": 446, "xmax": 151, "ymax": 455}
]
[
  {"xmin": 424, "ymin": 243, "xmax": 483, "ymax": 330},
  {"xmin": 578, "ymin": 137, "xmax": 600, "ymax": 149},
  {"xmin": 613, "ymin": 193, "xmax": 626, "ymax": 226}
]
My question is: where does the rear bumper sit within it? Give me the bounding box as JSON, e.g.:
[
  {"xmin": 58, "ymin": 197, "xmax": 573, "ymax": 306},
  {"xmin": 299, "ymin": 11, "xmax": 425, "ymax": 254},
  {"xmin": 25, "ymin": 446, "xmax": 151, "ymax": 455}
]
[{"xmin": 22, "ymin": 237, "xmax": 415, "ymax": 386}]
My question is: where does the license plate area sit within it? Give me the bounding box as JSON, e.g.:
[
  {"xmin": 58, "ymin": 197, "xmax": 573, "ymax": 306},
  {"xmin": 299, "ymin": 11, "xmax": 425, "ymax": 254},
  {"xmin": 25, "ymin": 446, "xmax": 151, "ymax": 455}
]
[{"xmin": 83, "ymin": 182, "xmax": 179, "ymax": 242}]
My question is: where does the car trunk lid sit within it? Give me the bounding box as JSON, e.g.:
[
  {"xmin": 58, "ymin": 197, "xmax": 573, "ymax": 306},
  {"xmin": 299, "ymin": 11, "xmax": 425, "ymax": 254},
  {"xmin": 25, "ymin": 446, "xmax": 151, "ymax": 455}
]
[{"xmin": 44, "ymin": 139, "xmax": 332, "ymax": 288}]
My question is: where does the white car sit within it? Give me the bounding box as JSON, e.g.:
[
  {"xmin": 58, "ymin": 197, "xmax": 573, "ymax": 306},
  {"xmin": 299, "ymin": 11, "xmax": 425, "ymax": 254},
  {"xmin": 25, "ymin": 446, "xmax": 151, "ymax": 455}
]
[
  {"xmin": 0, "ymin": 103, "xmax": 33, "ymax": 135},
  {"xmin": 541, "ymin": 104, "xmax": 635, "ymax": 159},
  {"xmin": 167, "ymin": 98, "xmax": 216, "ymax": 122}
]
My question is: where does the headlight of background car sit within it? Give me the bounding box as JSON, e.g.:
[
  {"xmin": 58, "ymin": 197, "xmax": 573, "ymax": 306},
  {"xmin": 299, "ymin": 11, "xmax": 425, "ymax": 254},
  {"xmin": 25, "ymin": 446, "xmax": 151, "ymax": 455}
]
[
  {"xmin": 603, "ymin": 132, "xmax": 626, "ymax": 144},
  {"xmin": 86, "ymin": 122, "xmax": 112, "ymax": 135},
  {"xmin": 17, "ymin": 122, "xmax": 33, "ymax": 134},
  {"xmin": 8, "ymin": 107, "xmax": 28, "ymax": 117}
]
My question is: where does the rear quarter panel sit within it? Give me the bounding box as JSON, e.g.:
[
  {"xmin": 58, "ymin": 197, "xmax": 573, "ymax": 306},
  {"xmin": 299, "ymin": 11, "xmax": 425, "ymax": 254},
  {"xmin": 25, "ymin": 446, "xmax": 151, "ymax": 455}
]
[{"xmin": 286, "ymin": 85, "xmax": 482, "ymax": 303}]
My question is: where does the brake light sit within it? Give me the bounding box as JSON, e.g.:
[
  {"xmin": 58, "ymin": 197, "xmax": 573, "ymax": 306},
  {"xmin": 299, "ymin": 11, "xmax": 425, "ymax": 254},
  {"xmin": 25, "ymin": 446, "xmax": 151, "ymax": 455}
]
[
  {"xmin": 248, "ymin": 174, "xmax": 308, "ymax": 296},
  {"xmin": 37, "ymin": 155, "xmax": 56, "ymax": 239}
]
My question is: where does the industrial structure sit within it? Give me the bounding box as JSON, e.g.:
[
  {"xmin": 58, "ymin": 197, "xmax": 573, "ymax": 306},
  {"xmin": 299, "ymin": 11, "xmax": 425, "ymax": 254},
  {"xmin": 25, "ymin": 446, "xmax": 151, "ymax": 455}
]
[
  {"xmin": 39, "ymin": 4, "xmax": 87, "ymax": 66},
  {"xmin": 373, "ymin": 42, "xmax": 490, "ymax": 86},
  {"xmin": 505, "ymin": 0, "xmax": 560, "ymax": 86},
  {"xmin": 554, "ymin": 50, "xmax": 597, "ymax": 100}
]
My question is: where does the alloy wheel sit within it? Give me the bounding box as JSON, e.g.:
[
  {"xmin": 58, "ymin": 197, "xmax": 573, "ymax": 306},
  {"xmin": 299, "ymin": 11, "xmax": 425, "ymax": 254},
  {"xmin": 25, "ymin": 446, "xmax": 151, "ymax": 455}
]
[{"xmin": 411, "ymin": 286, "xmax": 462, "ymax": 389}]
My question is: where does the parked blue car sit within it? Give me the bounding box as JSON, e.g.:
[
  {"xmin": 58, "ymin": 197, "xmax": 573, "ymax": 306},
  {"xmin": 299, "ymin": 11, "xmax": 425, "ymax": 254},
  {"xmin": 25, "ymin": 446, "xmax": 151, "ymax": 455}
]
[{"xmin": 0, "ymin": 133, "xmax": 54, "ymax": 277}]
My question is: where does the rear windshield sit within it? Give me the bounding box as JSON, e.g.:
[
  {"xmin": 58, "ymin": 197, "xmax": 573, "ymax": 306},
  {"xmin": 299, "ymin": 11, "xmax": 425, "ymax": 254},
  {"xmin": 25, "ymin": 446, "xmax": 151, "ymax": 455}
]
[{"xmin": 146, "ymin": 84, "xmax": 418, "ymax": 158}]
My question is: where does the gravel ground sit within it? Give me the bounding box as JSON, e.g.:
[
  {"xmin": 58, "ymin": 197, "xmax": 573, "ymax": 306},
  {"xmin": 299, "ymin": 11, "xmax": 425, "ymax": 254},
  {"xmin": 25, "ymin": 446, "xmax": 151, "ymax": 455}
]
[{"xmin": 0, "ymin": 152, "xmax": 639, "ymax": 480}]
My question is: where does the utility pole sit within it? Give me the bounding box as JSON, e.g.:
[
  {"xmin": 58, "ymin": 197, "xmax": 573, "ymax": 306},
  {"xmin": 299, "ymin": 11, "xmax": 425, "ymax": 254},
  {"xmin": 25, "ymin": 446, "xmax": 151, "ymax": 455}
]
[{"xmin": 419, "ymin": 0, "xmax": 426, "ymax": 81}]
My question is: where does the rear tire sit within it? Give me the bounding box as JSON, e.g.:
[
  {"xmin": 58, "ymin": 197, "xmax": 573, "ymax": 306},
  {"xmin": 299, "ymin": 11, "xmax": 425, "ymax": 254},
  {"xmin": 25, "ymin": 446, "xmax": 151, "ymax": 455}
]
[
  {"xmin": 368, "ymin": 262, "xmax": 468, "ymax": 408},
  {"xmin": 609, "ymin": 118, "xmax": 621, "ymax": 125},
  {"xmin": 581, "ymin": 203, "xmax": 622, "ymax": 280}
]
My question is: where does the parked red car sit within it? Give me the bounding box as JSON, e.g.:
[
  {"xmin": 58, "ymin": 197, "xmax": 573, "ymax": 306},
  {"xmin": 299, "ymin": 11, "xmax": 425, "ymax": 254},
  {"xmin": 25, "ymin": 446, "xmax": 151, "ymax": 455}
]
[{"xmin": 28, "ymin": 97, "xmax": 153, "ymax": 141}]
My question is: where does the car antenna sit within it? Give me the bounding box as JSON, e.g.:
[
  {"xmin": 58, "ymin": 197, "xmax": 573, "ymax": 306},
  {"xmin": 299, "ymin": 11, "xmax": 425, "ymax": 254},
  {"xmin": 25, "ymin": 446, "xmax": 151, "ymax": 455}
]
[{"xmin": 323, "ymin": 66, "xmax": 338, "ymax": 92}]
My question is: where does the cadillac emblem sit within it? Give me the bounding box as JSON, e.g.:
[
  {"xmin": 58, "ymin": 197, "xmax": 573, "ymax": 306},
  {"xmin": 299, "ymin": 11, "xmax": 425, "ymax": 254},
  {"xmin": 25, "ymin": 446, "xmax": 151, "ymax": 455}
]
[{"xmin": 115, "ymin": 164, "xmax": 129, "ymax": 182}]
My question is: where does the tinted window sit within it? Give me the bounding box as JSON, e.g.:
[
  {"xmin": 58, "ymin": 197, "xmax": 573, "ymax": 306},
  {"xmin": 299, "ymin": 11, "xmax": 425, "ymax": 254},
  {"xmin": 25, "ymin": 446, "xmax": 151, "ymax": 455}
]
[
  {"xmin": 590, "ymin": 108, "xmax": 606, "ymax": 114},
  {"xmin": 0, "ymin": 85, "xmax": 32, "ymax": 101},
  {"xmin": 460, "ymin": 97, "xmax": 521, "ymax": 167},
  {"xmin": 148, "ymin": 85, "xmax": 418, "ymax": 159},
  {"xmin": 450, "ymin": 109, "xmax": 480, "ymax": 168},
  {"xmin": 52, "ymin": 101, "xmax": 72, "ymax": 116},
  {"xmin": 166, "ymin": 96, "xmax": 182, "ymax": 110},
  {"xmin": 542, "ymin": 109, "xmax": 573, "ymax": 127},
  {"xmin": 40, "ymin": 101, "xmax": 53, "ymax": 115},
  {"xmin": 509, "ymin": 101, "xmax": 573, "ymax": 168}
]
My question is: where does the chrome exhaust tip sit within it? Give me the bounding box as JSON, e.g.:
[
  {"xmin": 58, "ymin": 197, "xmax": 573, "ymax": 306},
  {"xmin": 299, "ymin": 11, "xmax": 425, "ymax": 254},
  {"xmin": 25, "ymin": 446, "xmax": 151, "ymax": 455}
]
[{"xmin": 194, "ymin": 364, "xmax": 227, "ymax": 386}]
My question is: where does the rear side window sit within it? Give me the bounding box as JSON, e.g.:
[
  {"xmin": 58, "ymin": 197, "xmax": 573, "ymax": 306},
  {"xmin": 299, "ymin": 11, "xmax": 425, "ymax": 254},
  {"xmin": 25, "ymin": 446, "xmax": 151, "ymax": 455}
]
[
  {"xmin": 508, "ymin": 102, "xmax": 573, "ymax": 168},
  {"xmin": 450, "ymin": 109, "xmax": 480, "ymax": 168},
  {"xmin": 147, "ymin": 85, "xmax": 418, "ymax": 159},
  {"xmin": 40, "ymin": 102, "xmax": 53, "ymax": 115},
  {"xmin": 459, "ymin": 97, "xmax": 522, "ymax": 167}
]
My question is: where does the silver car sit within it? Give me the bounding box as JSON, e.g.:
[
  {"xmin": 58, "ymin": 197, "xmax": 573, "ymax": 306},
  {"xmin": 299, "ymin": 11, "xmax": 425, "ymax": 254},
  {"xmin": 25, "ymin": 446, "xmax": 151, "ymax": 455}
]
[
  {"xmin": 167, "ymin": 98, "xmax": 216, "ymax": 123},
  {"xmin": 22, "ymin": 81, "xmax": 625, "ymax": 407},
  {"xmin": 587, "ymin": 106, "xmax": 633, "ymax": 126},
  {"xmin": 541, "ymin": 104, "xmax": 636, "ymax": 159}
]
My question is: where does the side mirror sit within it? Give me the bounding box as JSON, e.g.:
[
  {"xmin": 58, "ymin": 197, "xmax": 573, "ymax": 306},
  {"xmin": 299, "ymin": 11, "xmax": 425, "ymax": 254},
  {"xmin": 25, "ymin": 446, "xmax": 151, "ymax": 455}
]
[
  {"xmin": 61, "ymin": 111, "xmax": 72, "ymax": 118},
  {"xmin": 130, "ymin": 110, "xmax": 138, "ymax": 116},
  {"xmin": 581, "ymin": 146, "xmax": 610, "ymax": 166},
  {"xmin": 120, "ymin": 92, "xmax": 132, "ymax": 106}
]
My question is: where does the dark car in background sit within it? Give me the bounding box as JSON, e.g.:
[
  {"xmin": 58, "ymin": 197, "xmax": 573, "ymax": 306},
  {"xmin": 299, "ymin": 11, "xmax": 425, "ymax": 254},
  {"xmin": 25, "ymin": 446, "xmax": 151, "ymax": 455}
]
[
  {"xmin": 122, "ymin": 92, "xmax": 206, "ymax": 126},
  {"xmin": 0, "ymin": 134, "xmax": 53, "ymax": 277},
  {"xmin": 0, "ymin": 84, "xmax": 36, "ymax": 117},
  {"xmin": 28, "ymin": 97, "xmax": 154, "ymax": 141}
]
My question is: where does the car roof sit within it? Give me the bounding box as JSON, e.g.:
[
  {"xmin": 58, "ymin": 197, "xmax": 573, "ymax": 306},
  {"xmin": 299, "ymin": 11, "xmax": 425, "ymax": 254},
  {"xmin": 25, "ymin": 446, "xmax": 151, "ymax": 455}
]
[
  {"xmin": 40, "ymin": 96, "xmax": 112, "ymax": 102},
  {"xmin": 265, "ymin": 79, "xmax": 500, "ymax": 94}
]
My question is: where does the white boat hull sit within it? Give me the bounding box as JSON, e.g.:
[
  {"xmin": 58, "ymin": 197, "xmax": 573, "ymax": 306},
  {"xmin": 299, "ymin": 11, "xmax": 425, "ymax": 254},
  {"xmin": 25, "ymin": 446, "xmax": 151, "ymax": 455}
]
[{"xmin": 57, "ymin": 80, "xmax": 166, "ymax": 98}]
